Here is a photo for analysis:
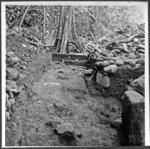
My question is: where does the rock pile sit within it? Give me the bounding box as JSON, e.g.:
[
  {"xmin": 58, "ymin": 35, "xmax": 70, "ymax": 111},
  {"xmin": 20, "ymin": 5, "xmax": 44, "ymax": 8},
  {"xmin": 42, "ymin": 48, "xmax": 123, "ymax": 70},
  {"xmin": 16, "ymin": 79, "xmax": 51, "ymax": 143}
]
[
  {"xmin": 84, "ymin": 23, "xmax": 145, "ymax": 89},
  {"xmin": 6, "ymin": 50, "xmax": 22, "ymax": 121},
  {"xmin": 6, "ymin": 30, "xmax": 45, "ymax": 122}
]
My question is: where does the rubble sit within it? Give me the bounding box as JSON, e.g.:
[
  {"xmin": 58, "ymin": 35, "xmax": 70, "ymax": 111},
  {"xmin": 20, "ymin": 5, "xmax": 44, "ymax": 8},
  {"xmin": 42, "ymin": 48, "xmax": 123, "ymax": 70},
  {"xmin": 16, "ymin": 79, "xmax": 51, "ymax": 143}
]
[
  {"xmin": 6, "ymin": 50, "xmax": 24, "ymax": 121},
  {"xmin": 84, "ymin": 23, "xmax": 145, "ymax": 92}
]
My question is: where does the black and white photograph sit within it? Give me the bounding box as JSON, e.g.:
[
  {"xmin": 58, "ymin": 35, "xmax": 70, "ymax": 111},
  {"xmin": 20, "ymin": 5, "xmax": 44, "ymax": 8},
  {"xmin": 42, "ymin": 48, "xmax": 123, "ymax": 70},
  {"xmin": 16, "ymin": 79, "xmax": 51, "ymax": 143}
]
[{"xmin": 1, "ymin": 1, "xmax": 149, "ymax": 147}]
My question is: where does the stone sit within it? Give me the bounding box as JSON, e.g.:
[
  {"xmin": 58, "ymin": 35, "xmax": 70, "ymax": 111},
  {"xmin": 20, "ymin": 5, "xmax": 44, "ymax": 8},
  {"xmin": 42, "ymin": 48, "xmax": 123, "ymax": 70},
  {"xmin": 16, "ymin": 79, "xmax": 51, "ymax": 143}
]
[
  {"xmin": 96, "ymin": 73, "xmax": 103, "ymax": 86},
  {"xmin": 9, "ymin": 91, "xmax": 14, "ymax": 98},
  {"xmin": 131, "ymin": 47, "xmax": 136, "ymax": 52},
  {"xmin": 103, "ymin": 61, "xmax": 111, "ymax": 66},
  {"xmin": 19, "ymin": 73, "xmax": 26, "ymax": 80},
  {"xmin": 129, "ymin": 53, "xmax": 136, "ymax": 59},
  {"xmin": 6, "ymin": 99, "xmax": 12, "ymax": 111},
  {"xmin": 138, "ymin": 53, "xmax": 145, "ymax": 58},
  {"xmin": 104, "ymin": 64, "xmax": 118, "ymax": 73},
  {"xmin": 57, "ymin": 70, "xmax": 65, "ymax": 74},
  {"xmin": 6, "ymin": 93, "xmax": 9, "ymax": 101},
  {"xmin": 133, "ymin": 38, "xmax": 139, "ymax": 43},
  {"xmin": 20, "ymin": 65, "xmax": 26, "ymax": 70},
  {"xmin": 56, "ymin": 122, "xmax": 74, "ymax": 134},
  {"xmin": 98, "ymin": 36, "xmax": 107, "ymax": 43},
  {"xmin": 109, "ymin": 60, "xmax": 115, "ymax": 64},
  {"xmin": 116, "ymin": 59, "xmax": 124, "ymax": 66},
  {"xmin": 125, "ymin": 59, "xmax": 136, "ymax": 66},
  {"xmin": 122, "ymin": 90, "xmax": 144, "ymax": 145},
  {"xmin": 11, "ymin": 104, "xmax": 15, "ymax": 113},
  {"xmin": 6, "ymin": 68, "xmax": 19, "ymax": 80},
  {"xmin": 8, "ymin": 56, "xmax": 20, "ymax": 66},
  {"xmin": 110, "ymin": 118, "xmax": 122, "ymax": 129},
  {"xmin": 126, "ymin": 65, "xmax": 134, "ymax": 70},
  {"xmin": 6, "ymin": 111, "xmax": 10, "ymax": 121},
  {"xmin": 6, "ymin": 80, "xmax": 19, "ymax": 93},
  {"xmin": 75, "ymin": 129, "xmax": 82, "ymax": 138},
  {"xmin": 6, "ymin": 51, "xmax": 15, "ymax": 57},
  {"xmin": 138, "ymin": 49, "xmax": 144, "ymax": 53},
  {"xmin": 122, "ymin": 43, "xmax": 128, "ymax": 52},
  {"xmin": 102, "ymin": 76, "xmax": 110, "ymax": 88},
  {"xmin": 83, "ymin": 69, "xmax": 94, "ymax": 76},
  {"xmin": 135, "ymin": 59, "xmax": 144, "ymax": 65},
  {"xmin": 131, "ymin": 75, "xmax": 144, "ymax": 95},
  {"xmin": 114, "ymin": 49, "xmax": 121, "ymax": 53},
  {"xmin": 9, "ymin": 98, "xmax": 15, "ymax": 106},
  {"xmin": 135, "ymin": 64, "xmax": 142, "ymax": 69},
  {"xmin": 114, "ymin": 117, "xmax": 122, "ymax": 123},
  {"xmin": 137, "ymin": 44, "xmax": 145, "ymax": 49},
  {"xmin": 123, "ymin": 90, "xmax": 144, "ymax": 104},
  {"xmin": 95, "ymin": 61, "xmax": 110, "ymax": 67},
  {"xmin": 108, "ymin": 53, "xmax": 114, "ymax": 57}
]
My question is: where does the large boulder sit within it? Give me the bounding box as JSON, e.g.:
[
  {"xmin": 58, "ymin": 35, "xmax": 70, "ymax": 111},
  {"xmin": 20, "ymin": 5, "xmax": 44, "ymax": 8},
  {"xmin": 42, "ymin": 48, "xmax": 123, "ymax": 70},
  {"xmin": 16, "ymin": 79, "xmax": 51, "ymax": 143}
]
[
  {"xmin": 6, "ymin": 68, "xmax": 19, "ymax": 80},
  {"xmin": 122, "ymin": 91, "xmax": 144, "ymax": 145},
  {"xmin": 104, "ymin": 64, "xmax": 118, "ymax": 73}
]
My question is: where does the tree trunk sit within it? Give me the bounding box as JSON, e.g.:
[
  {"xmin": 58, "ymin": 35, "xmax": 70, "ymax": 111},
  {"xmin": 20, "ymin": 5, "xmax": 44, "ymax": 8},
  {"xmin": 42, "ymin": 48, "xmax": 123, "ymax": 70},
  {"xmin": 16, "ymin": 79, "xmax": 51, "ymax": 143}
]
[{"xmin": 55, "ymin": 6, "xmax": 84, "ymax": 53}]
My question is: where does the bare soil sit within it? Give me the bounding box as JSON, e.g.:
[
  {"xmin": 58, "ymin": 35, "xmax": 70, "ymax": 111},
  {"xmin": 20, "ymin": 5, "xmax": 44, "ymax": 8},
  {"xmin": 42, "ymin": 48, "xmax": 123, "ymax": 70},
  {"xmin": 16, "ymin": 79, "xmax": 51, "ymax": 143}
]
[{"xmin": 6, "ymin": 52, "xmax": 122, "ymax": 146}]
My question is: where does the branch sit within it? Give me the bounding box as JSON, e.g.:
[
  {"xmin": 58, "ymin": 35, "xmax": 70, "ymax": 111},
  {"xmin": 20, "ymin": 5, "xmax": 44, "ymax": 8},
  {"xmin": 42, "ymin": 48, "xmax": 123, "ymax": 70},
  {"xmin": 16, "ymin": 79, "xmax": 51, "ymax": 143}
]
[
  {"xmin": 19, "ymin": 5, "xmax": 31, "ymax": 28},
  {"xmin": 43, "ymin": 5, "xmax": 46, "ymax": 44}
]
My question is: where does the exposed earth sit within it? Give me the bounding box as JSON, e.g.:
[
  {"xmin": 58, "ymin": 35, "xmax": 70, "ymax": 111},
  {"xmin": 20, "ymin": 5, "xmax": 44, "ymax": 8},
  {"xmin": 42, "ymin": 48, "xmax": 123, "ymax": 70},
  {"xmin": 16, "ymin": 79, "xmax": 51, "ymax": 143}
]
[
  {"xmin": 6, "ymin": 51, "xmax": 122, "ymax": 146},
  {"xmin": 5, "ymin": 24, "xmax": 144, "ymax": 146}
]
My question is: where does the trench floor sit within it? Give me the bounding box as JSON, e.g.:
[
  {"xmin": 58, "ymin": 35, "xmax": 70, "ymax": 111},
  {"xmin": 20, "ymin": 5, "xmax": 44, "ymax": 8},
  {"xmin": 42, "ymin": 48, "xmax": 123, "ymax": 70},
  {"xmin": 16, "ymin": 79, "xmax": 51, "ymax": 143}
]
[{"xmin": 6, "ymin": 55, "xmax": 122, "ymax": 146}]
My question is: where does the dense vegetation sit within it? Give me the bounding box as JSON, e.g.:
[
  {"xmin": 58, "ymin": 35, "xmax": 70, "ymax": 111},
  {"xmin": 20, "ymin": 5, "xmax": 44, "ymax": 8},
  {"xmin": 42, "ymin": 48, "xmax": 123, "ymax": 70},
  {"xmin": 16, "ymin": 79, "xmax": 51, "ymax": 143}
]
[{"xmin": 6, "ymin": 5, "xmax": 145, "ymax": 45}]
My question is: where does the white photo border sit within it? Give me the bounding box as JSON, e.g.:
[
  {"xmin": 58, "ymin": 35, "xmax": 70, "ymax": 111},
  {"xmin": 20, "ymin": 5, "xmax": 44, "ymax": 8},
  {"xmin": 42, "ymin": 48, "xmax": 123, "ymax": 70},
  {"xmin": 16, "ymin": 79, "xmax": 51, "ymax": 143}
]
[{"xmin": 1, "ymin": 1, "xmax": 149, "ymax": 147}]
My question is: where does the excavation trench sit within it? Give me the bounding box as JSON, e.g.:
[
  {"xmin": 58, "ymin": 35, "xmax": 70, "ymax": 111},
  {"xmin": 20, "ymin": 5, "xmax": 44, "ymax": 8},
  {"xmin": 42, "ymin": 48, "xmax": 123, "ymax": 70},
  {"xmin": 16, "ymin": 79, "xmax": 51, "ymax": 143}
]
[{"xmin": 6, "ymin": 53, "xmax": 122, "ymax": 146}]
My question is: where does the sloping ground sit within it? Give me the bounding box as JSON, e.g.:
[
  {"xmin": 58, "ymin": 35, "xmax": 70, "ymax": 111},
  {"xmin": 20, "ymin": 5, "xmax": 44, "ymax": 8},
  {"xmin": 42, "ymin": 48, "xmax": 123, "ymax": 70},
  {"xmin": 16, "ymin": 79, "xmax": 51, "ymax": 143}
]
[{"xmin": 6, "ymin": 56, "xmax": 121, "ymax": 146}]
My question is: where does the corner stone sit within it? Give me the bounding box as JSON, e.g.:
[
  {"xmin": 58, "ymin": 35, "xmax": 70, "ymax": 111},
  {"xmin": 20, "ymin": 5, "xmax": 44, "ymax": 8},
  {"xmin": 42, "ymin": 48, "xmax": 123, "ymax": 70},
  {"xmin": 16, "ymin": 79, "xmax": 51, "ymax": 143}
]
[{"xmin": 122, "ymin": 90, "xmax": 144, "ymax": 145}]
